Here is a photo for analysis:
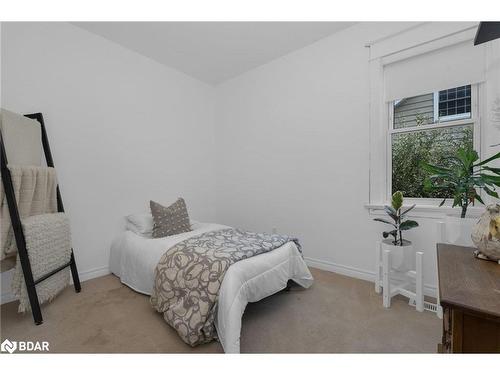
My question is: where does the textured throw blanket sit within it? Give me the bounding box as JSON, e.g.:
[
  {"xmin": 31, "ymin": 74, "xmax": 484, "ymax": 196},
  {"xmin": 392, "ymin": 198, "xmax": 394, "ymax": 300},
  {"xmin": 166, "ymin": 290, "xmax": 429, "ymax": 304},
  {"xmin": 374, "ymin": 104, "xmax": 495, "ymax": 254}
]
[
  {"xmin": 1, "ymin": 166, "xmax": 58, "ymax": 270},
  {"xmin": 12, "ymin": 213, "xmax": 72, "ymax": 312},
  {"xmin": 150, "ymin": 228, "xmax": 301, "ymax": 346}
]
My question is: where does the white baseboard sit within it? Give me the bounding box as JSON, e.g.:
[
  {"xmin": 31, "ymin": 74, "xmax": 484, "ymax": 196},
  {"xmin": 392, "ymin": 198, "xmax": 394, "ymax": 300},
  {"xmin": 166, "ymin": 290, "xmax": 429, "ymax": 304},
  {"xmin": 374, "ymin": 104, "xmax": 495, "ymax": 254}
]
[
  {"xmin": 75, "ymin": 265, "xmax": 110, "ymax": 283},
  {"xmin": 1, "ymin": 265, "xmax": 110, "ymax": 305},
  {"xmin": 304, "ymin": 257, "xmax": 437, "ymax": 298},
  {"xmin": 305, "ymin": 257, "xmax": 375, "ymax": 282}
]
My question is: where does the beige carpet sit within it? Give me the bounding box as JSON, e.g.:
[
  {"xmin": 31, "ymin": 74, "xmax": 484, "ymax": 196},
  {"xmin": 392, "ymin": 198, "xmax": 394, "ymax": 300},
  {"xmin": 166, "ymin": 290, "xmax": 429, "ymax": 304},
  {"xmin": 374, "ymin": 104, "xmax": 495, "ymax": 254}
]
[{"xmin": 0, "ymin": 268, "xmax": 441, "ymax": 353}]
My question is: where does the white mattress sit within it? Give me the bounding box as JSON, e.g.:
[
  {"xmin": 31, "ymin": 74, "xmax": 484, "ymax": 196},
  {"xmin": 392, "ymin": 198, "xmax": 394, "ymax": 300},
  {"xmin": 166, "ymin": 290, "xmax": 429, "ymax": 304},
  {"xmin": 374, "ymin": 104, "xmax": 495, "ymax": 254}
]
[{"xmin": 109, "ymin": 222, "xmax": 314, "ymax": 353}]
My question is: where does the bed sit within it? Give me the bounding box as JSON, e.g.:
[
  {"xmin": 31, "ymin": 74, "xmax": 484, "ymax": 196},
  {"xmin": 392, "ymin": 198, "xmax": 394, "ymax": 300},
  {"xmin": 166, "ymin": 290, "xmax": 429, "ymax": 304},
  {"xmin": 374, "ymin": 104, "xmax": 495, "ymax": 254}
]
[{"xmin": 109, "ymin": 221, "xmax": 314, "ymax": 353}]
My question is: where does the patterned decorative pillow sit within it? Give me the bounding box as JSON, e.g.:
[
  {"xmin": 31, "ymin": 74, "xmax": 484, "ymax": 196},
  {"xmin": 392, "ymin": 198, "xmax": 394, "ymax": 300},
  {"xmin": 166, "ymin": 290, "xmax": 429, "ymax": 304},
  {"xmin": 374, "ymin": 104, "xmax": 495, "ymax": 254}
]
[{"xmin": 150, "ymin": 198, "xmax": 191, "ymax": 238}]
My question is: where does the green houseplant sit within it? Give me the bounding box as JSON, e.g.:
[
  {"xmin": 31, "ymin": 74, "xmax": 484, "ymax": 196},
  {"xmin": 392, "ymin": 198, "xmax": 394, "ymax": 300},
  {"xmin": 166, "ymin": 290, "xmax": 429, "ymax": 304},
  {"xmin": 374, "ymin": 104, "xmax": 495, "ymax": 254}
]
[
  {"xmin": 373, "ymin": 191, "xmax": 419, "ymax": 246},
  {"xmin": 373, "ymin": 191, "xmax": 419, "ymax": 270},
  {"xmin": 421, "ymin": 148, "xmax": 500, "ymax": 218}
]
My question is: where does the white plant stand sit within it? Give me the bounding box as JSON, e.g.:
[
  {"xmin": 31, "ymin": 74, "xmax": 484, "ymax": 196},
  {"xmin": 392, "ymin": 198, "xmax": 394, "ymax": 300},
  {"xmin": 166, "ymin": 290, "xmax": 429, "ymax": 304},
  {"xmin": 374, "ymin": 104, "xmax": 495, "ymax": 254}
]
[{"xmin": 375, "ymin": 241, "xmax": 440, "ymax": 316}]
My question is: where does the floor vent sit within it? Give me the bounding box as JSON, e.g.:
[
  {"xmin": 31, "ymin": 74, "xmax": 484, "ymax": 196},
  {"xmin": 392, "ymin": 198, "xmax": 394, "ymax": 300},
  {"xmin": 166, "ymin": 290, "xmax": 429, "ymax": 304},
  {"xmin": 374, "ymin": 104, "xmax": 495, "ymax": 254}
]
[{"xmin": 409, "ymin": 299, "xmax": 438, "ymax": 312}]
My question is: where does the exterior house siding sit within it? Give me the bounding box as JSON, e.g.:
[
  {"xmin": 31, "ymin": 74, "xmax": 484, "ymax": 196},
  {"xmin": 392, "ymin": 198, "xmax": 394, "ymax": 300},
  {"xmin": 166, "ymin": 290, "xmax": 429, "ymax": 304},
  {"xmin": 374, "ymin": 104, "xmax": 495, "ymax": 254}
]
[{"xmin": 394, "ymin": 93, "xmax": 434, "ymax": 128}]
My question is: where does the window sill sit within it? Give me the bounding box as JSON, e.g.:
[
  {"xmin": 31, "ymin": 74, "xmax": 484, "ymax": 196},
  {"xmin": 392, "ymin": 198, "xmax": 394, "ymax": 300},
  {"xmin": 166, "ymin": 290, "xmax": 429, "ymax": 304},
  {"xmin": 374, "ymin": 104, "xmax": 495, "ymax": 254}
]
[{"xmin": 365, "ymin": 203, "xmax": 484, "ymax": 219}]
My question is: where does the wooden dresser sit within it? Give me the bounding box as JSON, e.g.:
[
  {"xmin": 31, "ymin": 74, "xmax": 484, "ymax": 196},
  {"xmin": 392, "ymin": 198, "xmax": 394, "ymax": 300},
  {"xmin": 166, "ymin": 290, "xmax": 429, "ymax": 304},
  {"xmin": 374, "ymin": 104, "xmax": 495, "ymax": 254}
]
[{"xmin": 437, "ymin": 243, "xmax": 500, "ymax": 353}]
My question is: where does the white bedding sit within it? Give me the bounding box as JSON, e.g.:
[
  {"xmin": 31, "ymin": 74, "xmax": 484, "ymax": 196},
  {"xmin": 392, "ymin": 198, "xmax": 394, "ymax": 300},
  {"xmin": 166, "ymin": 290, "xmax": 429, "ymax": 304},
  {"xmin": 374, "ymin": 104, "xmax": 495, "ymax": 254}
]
[{"xmin": 109, "ymin": 222, "xmax": 314, "ymax": 353}]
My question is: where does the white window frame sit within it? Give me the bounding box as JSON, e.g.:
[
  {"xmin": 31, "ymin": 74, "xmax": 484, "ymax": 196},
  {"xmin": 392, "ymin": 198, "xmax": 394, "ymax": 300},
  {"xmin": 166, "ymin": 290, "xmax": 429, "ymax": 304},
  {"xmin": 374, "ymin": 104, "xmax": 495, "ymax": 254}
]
[{"xmin": 386, "ymin": 84, "xmax": 481, "ymax": 206}]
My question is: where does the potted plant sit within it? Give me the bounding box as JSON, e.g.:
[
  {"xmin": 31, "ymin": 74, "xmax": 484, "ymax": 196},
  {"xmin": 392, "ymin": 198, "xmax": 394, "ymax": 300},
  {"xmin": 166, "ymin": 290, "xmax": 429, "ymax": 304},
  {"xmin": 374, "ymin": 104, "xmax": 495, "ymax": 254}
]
[
  {"xmin": 421, "ymin": 148, "xmax": 500, "ymax": 246},
  {"xmin": 373, "ymin": 191, "xmax": 419, "ymax": 270}
]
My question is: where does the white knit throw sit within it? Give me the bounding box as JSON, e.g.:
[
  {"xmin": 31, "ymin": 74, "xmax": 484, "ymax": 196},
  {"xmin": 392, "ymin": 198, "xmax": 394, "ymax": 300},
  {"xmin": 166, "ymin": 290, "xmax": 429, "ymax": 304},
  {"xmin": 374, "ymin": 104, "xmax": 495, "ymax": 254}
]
[{"xmin": 12, "ymin": 212, "xmax": 71, "ymax": 313}]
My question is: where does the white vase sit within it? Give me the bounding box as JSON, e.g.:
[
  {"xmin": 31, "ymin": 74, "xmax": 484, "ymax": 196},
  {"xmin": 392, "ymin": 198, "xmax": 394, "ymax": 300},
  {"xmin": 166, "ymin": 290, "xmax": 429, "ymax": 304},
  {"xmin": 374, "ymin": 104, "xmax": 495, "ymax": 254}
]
[
  {"xmin": 381, "ymin": 239, "xmax": 414, "ymax": 271},
  {"xmin": 443, "ymin": 214, "xmax": 479, "ymax": 247}
]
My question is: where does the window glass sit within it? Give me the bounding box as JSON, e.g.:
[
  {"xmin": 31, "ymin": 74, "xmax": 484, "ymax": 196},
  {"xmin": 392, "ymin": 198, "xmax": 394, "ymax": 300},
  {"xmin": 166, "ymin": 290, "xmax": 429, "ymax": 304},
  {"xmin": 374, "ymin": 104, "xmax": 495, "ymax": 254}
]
[
  {"xmin": 393, "ymin": 93, "xmax": 434, "ymax": 129},
  {"xmin": 438, "ymin": 85, "xmax": 471, "ymax": 119},
  {"xmin": 393, "ymin": 85, "xmax": 472, "ymax": 129},
  {"xmin": 390, "ymin": 84, "xmax": 474, "ymax": 198}
]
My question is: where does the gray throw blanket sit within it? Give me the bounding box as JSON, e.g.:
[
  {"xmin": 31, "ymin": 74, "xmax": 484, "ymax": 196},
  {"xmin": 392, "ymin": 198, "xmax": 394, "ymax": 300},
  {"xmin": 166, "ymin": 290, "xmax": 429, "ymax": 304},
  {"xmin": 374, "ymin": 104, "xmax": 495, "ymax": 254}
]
[{"xmin": 150, "ymin": 228, "xmax": 300, "ymax": 346}]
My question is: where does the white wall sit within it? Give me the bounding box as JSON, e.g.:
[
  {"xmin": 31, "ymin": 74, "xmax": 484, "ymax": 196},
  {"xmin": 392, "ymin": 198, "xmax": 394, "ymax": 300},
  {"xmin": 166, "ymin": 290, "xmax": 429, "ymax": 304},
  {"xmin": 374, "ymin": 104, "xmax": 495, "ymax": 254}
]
[
  {"xmin": 1, "ymin": 22, "xmax": 217, "ymax": 300},
  {"xmin": 214, "ymin": 22, "xmax": 402, "ymax": 286},
  {"xmin": 214, "ymin": 22, "xmax": 500, "ymax": 294}
]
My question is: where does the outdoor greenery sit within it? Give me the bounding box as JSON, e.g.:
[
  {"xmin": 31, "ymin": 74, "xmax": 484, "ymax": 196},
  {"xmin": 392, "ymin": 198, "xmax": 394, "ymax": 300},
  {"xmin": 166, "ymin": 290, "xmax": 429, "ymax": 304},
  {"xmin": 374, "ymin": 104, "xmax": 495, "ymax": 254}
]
[
  {"xmin": 373, "ymin": 191, "xmax": 419, "ymax": 246},
  {"xmin": 392, "ymin": 125, "xmax": 473, "ymax": 198},
  {"xmin": 421, "ymin": 148, "xmax": 500, "ymax": 218}
]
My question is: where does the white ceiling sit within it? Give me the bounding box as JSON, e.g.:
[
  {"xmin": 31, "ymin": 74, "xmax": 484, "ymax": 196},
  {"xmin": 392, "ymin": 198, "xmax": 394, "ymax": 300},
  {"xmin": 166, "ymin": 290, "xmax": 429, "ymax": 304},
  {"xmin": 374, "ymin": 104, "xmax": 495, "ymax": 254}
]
[{"xmin": 73, "ymin": 22, "xmax": 355, "ymax": 85}]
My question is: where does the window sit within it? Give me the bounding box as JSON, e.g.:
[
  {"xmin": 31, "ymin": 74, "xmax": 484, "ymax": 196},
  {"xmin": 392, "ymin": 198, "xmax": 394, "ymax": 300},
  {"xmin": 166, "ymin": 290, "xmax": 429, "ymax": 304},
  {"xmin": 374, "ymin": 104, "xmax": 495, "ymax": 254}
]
[
  {"xmin": 367, "ymin": 26, "xmax": 487, "ymax": 211},
  {"xmin": 435, "ymin": 85, "xmax": 472, "ymax": 122},
  {"xmin": 389, "ymin": 84, "xmax": 478, "ymax": 199}
]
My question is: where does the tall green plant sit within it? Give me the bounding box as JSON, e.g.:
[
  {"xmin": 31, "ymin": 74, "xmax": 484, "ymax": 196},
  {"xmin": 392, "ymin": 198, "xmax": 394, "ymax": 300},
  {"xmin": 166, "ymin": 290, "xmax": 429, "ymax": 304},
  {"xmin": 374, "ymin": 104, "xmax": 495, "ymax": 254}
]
[
  {"xmin": 421, "ymin": 148, "xmax": 500, "ymax": 218},
  {"xmin": 373, "ymin": 191, "xmax": 419, "ymax": 246}
]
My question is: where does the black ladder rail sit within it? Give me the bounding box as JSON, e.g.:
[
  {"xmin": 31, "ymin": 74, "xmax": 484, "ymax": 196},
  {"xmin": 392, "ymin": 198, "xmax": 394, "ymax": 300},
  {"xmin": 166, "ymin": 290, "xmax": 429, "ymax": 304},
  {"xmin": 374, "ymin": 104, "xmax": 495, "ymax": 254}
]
[
  {"xmin": 0, "ymin": 112, "xmax": 81, "ymax": 325},
  {"xmin": 34, "ymin": 260, "xmax": 72, "ymax": 285},
  {"xmin": 25, "ymin": 113, "xmax": 81, "ymax": 293}
]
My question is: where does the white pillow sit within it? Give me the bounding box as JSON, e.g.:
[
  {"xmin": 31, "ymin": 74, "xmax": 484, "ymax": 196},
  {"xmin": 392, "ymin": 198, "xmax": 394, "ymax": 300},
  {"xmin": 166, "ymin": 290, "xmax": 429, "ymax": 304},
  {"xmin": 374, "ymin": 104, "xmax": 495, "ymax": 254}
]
[
  {"xmin": 125, "ymin": 212, "xmax": 200, "ymax": 237},
  {"xmin": 125, "ymin": 213, "xmax": 153, "ymax": 237}
]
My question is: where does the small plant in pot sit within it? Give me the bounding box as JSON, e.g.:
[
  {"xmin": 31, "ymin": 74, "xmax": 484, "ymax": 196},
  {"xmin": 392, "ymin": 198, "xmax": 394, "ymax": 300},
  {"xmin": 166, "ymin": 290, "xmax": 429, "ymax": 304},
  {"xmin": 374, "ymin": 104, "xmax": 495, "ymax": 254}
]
[
  {"xmin": 373, "ymin": 191, "xmax": 419, "ymax": 270},
  {"xmin": 421, "ymin": 148, "xmax": 500, "ymax": 246}
]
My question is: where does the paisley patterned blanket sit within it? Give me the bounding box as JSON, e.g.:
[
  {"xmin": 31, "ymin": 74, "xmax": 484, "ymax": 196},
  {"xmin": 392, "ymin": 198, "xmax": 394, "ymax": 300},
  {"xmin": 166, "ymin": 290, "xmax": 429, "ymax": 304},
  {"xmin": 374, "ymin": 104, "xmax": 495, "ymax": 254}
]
[{"xmin": 150, "ymin": 228, "xmax": 300, "ymax": 346}]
